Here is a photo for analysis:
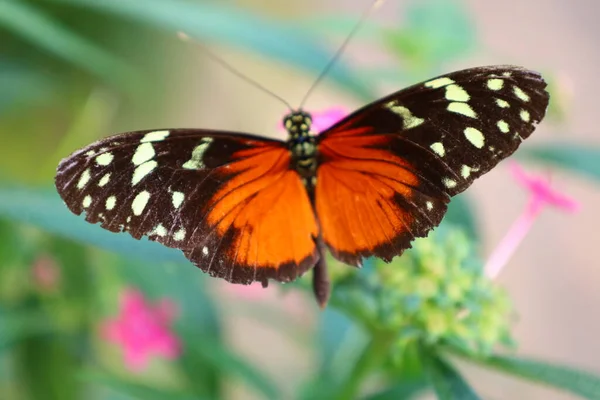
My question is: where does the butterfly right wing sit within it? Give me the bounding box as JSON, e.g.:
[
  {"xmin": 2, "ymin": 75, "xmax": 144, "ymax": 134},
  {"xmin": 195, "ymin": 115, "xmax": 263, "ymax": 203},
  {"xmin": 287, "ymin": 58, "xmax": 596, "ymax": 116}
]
[
  {"xmin": 55, "ymin": 129, "xmax": 319, "ymax": 285},
  {"xmin": 315, "ymin": 66, "xmax": 549, "ymax": 266}
]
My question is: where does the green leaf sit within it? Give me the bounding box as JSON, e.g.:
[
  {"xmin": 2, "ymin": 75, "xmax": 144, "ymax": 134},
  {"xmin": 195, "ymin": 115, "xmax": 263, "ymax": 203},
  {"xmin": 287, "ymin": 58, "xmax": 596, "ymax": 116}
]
[
  {"xmin": 114, "ymin": 256, "xmax": 221, "ymax": 338},
  {"xmin": 364, "ymin": 379, "xmax": 428, "ymax": 400},
  {"xmin": 0, "ymin": 61, "xmax": 56, "ymax": 113},
  {"xmin": 520, "ymin": 143, "xmax": 600, "ymax": 182},
  {"xmin": 0, "ymin": 187, "xmax": 223, "ymax": 394},
  {"xmin": 442, "ymin": 194, "xmax": 479, "ymax": 241},
  {"xmin": 298, "ymin": 307, "xmax": 371, "ymax": 400},
  {"xmin": 53, "ymin": 0, "xmax": 373, "ymax": 100},
  {"xmin": 0, "ymin": 1, "xmax": 136, "ymax": 92},
  {"xmin": 454, "ymin": 349, "xmax": 600, "ymax": 400},
  {"xmin": 383, "ymin": 0, "xmax": 476, "ymax": 77},
  {"xmin": 0, "ymin": 308, "xmax": 54, "ymax": 351},
  {"xmin": 0, "ymin": 187, "xmax": 188, "ymax": 265},
  {"xmin": 421, "ymin": 346, "xmax": 482, "ymax": 400},
  {"xmin": 80, "ymin": 371, "xmax": 204, "ymax": 400},
  {"xmin": 180, "ymin": 331, "xmax": 280, "ymax": 400},
  {"xmin": 15, "ymin": 334, "xmax": 82, "ymax": 400}
]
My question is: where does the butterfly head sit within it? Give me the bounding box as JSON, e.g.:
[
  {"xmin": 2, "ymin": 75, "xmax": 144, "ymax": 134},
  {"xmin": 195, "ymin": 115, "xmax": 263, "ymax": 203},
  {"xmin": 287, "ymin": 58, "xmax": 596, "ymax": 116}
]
[{"xmin": 283, "ymin": 111, "xmax": 312, "ymax": 139}]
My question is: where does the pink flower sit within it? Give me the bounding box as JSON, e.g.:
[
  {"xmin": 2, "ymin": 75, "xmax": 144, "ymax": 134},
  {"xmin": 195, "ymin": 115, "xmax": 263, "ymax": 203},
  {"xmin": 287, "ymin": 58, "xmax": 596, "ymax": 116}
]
[
  {"xmin": 101, "ymin": 288, "xmax": 181, "ymax": 372},
  {"xmin": 31, "ymin": 254, "xmax": 60, "ymax": 292},
  {"xmin": 484, "ymin": 162, "xmax": 580, "ymax": 279},
  {"xmin": 279, "ymin": 107, "xmax": 347, "ymax": 133},
  {"xmin": 309, "ymin": 107, "xmax": 348, "ymax": 133}
]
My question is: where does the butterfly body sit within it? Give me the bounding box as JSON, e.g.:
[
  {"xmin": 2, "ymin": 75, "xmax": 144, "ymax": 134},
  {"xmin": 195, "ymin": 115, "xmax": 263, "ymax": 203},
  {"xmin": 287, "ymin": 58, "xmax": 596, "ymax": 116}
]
[{"xmin": 55, "ymin": 66, "xmax": 549, "ymax": 307}]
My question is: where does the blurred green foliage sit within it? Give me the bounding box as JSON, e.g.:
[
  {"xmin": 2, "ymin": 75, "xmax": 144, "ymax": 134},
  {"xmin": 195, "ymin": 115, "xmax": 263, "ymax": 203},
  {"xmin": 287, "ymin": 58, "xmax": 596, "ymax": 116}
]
[{"xmin": 1, "ymin": 0, "xmax": 600, "ymax": 399}]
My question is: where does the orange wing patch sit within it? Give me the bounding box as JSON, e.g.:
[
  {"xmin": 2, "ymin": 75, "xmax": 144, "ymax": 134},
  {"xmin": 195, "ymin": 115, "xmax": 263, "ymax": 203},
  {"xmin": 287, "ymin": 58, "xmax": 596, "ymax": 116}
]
[
  {"xmin": 187, "ymin": 144, "xmax": 319, "ymax": 285},
  {"xmin": 316, "ymin": 134, "xmax": 445, "ymax": 266}
]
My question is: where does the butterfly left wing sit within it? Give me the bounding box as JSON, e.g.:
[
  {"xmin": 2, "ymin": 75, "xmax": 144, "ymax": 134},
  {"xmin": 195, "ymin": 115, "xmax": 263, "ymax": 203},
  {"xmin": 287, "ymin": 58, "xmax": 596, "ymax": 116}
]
[
  {"xmin": 55, "ymin": 129, "xmax": 319, "ymax": 285},
  {"xmin": 315, "ymin": 65, "xmax": 549, "ymax": 265}
]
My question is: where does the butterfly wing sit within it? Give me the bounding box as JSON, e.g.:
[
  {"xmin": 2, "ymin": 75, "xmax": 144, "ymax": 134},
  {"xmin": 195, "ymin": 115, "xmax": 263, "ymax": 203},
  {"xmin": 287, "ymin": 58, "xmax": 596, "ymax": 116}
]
[
  {"xmin": 315, "ymin": 65, "xmax": 549, "ymax": 265},
  {"xmin": 55, "ymin": 129, "xmax": 319, "ymax": 285}
]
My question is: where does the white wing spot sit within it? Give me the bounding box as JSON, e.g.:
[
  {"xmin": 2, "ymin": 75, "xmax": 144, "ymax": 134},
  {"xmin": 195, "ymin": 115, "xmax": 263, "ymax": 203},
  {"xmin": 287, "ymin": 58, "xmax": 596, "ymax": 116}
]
[
  {"xmin": 98, "ymin": 173, "xmax": 111, "ymax": 187},
  {"xmin": 513, "ymin": 86, "xmax": 530, "ymax": 102},
  {"xmin": 105, "ymin": 196, "xmax": 116, "ymax": 210},
  {"xmin": 503, "ymin": 72, "xmax": 512, "ymax": 77},
  {"xmin": 141, "ymin": 130, "xmax": 170, "ymax": 143},
  {"xmin": 132, "ymin": 191, "xmax": 150, "ymax": 216},
  {"xmin": 172, "ymin": 191, "xmax": 185, "ymax": 209},
  {"xmin": 202, "ymin": 246, "xmax": 209, "ymax": 256},
  {"xmin": 496, "ymin": 98, "xmax": 510, "ymax": 108},
  {"xmin": 132, "ymin": 142, "xmax": 155, "ymax": 165},
  {"xmin": 126, "ymin": 216, "xmax": 131, "ymax": 223},
  {"xmin": 426, "ymin": 201, "xmax": 434, "ymax": 211},
  {"xmin": 82, "ymin": 195, "xmax": 92, "ymax": 208},
  {"xmin": 384, "ymin": 101, "xmax": 425, "ymax": 129},
  {"xmin": 424, "ymin": 77, "xmax": 455, "ymax": 89},
  {"xmin": 497, "ymin": 120, "xmax": 510, "ymax": 133},
  {"xmin": 445, "ymin": 84, "xmax": 470, "ymax": 102},
  {"xmin": 448, "ymin": 102, "xmax": 477, "ymax": 118},
  {"xmin": 85, "ymin": 150, "xmax": 96, "ymax": 157},
  {"xmin": 464, "ymin": 127, "xmax": 485, "ymax": 148},
  {"xmin": 487, "ymin": 78, "xmax": 504, "ymax": 91},
  {"xmin": 443, "ymin": 177, "xmax": 457, "ymax": 189},
  {"xmin": 173, "ymin": 228, "xmax": 186, "ymax": 241},
  {"xmin": 132, "ymin": 160, "xmax": 158, "ymax": 185},
  {"xmin": 430, "ymin": 142, "xmax": 445, "ymax": 157},
  {"xmin": 461, "ymin": 165, "xmax": 472, "ymax": 179},
  {"xmin": 95, "ymin": 152, "xmax": 114, "ymax": 166},
  {"xmin": 149, "ymin": 223, "xmax": 167, "ymax": 237},
  {"xmin": 77, "ymin": 169, "xmax": 91, "ymax": 189},
  {"xmin": 520, "ymin": 109, "xmax": 531, "ymax": 122},
  {"xmin": 182, "ymin": 138, "xmax": 214, "ymax": 170}
]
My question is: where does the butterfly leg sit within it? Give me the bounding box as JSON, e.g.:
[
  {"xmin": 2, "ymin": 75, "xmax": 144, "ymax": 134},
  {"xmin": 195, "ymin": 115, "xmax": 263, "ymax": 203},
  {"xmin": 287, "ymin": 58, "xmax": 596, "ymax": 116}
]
[{"xmin": 312, "ymin": 234, "xmax": 330, "ymax": 308}]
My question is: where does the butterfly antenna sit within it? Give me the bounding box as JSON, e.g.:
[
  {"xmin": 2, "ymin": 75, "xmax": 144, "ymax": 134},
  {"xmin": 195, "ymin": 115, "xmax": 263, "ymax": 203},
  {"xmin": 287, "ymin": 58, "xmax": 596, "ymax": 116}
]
[
  {"xmin": 298, "ymin": 0, "xmax": 387, "ymax": 109},
  {"xmin": 178, "ymin": 32, "xmax": 294, "ymax": 111}
]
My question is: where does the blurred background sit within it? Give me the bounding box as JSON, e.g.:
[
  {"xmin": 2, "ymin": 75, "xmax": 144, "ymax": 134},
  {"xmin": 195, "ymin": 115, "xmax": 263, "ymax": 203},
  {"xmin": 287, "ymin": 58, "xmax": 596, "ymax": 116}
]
[{"xmin": 0, "ymin": 0, "xmax": 599, "ymax": 399}]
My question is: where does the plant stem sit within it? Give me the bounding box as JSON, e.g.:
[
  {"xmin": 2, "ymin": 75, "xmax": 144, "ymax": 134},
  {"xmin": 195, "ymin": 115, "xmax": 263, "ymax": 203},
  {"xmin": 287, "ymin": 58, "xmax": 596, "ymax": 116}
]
[{"xmin": 336, "ymin": 332, "xmax": 396, "ymax": 400}]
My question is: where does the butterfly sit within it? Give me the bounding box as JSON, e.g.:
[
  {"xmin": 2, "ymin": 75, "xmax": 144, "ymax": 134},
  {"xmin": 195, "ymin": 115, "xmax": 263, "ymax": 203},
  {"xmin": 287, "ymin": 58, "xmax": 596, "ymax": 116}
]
[{"xmin": 55, "ymin": 65, "xmax": 549, "ymax": 306}]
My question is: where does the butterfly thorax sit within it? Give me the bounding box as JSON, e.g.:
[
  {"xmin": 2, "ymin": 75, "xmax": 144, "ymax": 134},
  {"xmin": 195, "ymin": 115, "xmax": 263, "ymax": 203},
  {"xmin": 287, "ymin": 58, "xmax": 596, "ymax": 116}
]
[{"xmin": 284, "ymin": 111, "xmax": 317, "ymax": 181}]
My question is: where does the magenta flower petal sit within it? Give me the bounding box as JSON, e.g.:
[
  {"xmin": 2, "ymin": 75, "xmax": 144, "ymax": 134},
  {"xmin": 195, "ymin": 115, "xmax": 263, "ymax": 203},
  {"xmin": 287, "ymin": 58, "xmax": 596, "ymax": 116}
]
[
  {"xmin": 100, "ymin": 287, "xmax": 181, "ymax": 372},
  {"xmin": 124, "ymin": 347, "xmax": 149, "ymax": 372},
  {"xmin": 484, "ymin": 163, "xmax": 580, "ymax": 279},
  {"xmin": 31, "ymin": 255, "xmax": 60, "ymax": 292},
  {"xmin": 278, "ymin": 107, "xmax": 347, "ymax": 133},
  {"xmin": 122, "ymin": 288, "xmax": 147, "ymax": 314},
  {"xmin": 509, "ymin": 162, "xmax": 580, "ymax": 213},
  {"xmin": 310, "ymin": 107, "xmax": 348, "ymax": 133},
  {"xmin": 154, "ymin": 335, "xmax": 181, "ymax": 359},
  {"xmin": 100, "ymin": 320, "xmax": 123, "ymax": 342}
]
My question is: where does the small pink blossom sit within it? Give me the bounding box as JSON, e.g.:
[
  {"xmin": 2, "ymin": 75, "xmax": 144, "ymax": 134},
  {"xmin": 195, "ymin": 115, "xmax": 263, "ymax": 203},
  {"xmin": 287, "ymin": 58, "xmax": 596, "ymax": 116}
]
[
  {"xmin": 279, "ymin": 107, "xmax": 347, "ymax": 133},
  {"xmin": 484, "ymin": 162, "xmax": 580, "ymax": 279},
  {"xmin": 31, "ymin": 254, "xmax": 60, "ymax": 292},
  {"xmin": 101, "ymin": 288, "xmax": 181, "ymax": 372},
  {"xmin": 309, "ymin": 107, "xmax": 348, "ymax": 133}
]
